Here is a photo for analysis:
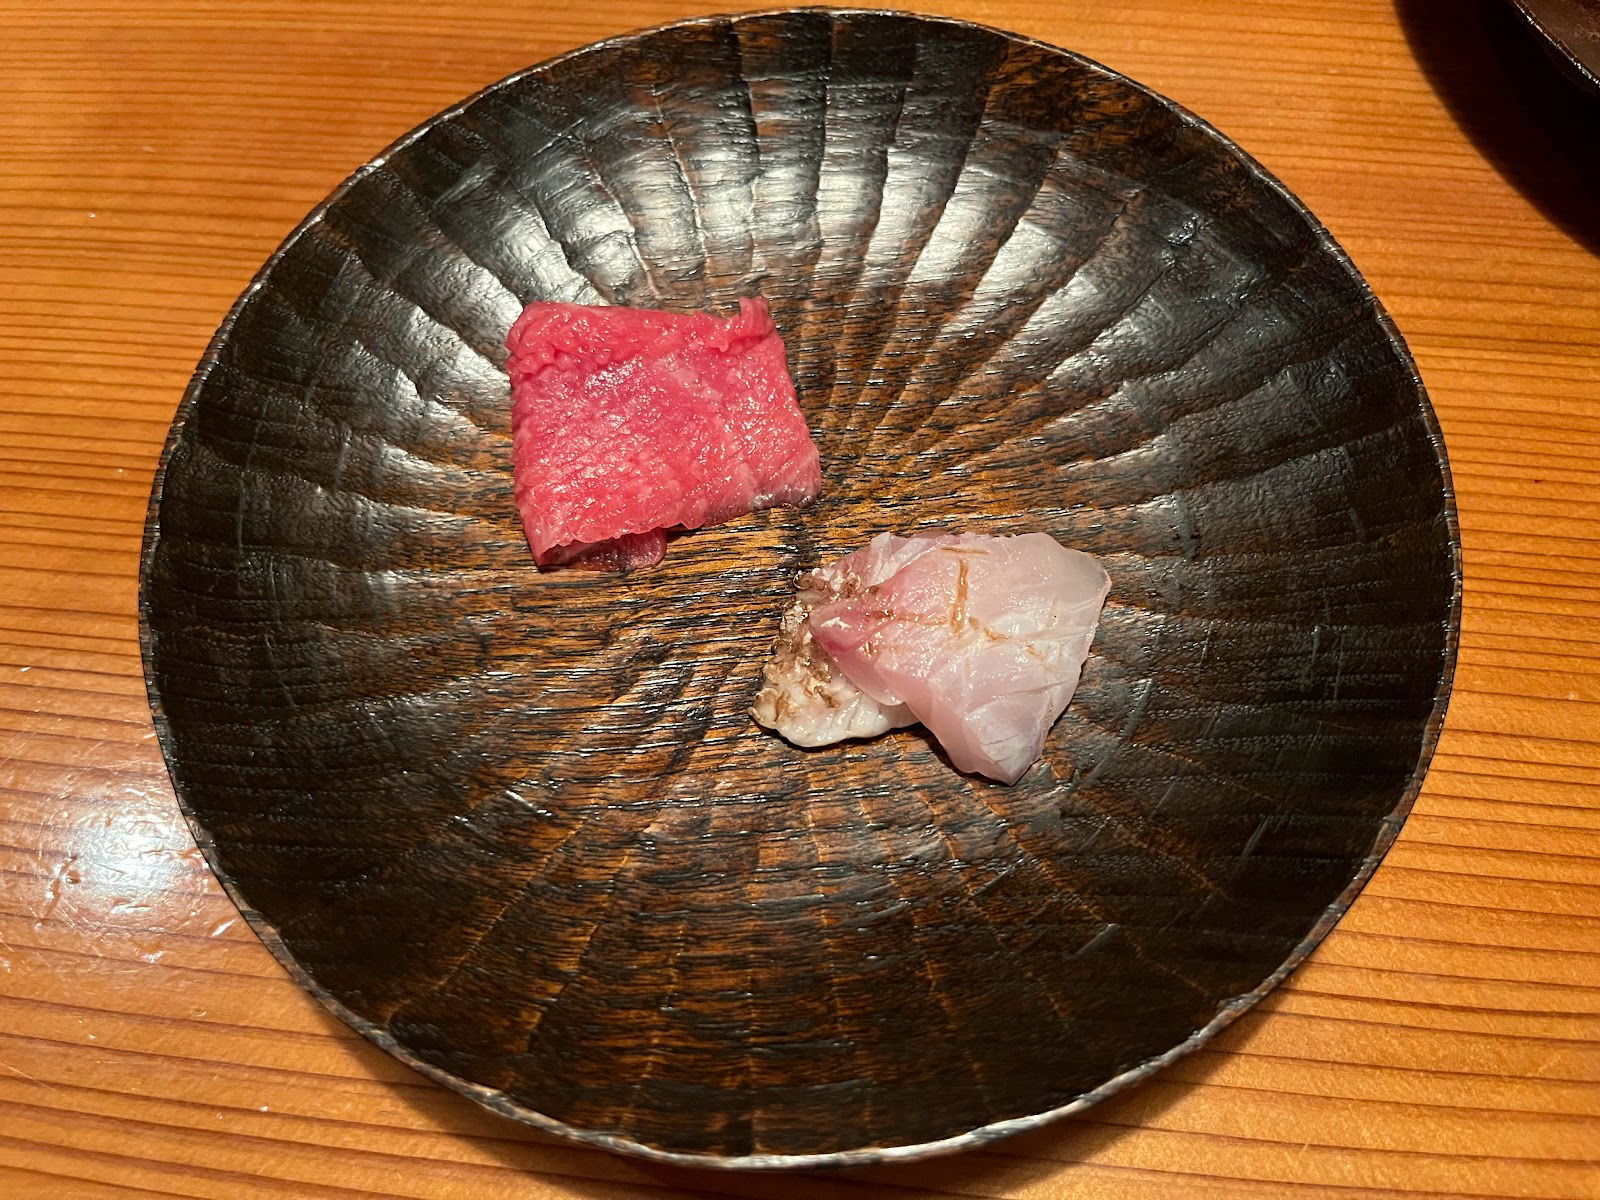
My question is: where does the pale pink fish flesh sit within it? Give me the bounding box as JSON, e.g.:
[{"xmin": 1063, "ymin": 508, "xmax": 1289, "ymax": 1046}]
[
  {"xmin": 751, "ymin": 531, "xmax": 1110, "ymax": 784},
  {"xmin": 749, "ymin": 549, "xmax": 920, "ymax": 746}
]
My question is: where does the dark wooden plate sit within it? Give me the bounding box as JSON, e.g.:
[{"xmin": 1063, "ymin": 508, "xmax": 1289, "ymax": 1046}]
[
  {"xmin": 139, "ymin": 8, "xmax": 1461, "ymax": 1169},
  {"xmin": 1510, "ymin": 0, "xmax": 1600, "ymax": 93}
]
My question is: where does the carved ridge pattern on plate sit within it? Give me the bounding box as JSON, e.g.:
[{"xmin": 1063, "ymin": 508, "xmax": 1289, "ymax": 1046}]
[{"xmin": 139, "ymin": 7, "xmax": 1461, "ymax": 1169}]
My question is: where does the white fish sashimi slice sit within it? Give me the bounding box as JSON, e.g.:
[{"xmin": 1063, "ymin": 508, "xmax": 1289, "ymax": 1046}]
[
  {"xmin": 749, "ymin": 533, "xmax": 957, "ymax": 743},
  {"xmin": 749, "ymin": 565, "xmax": 917, "ymax": 747},
  {"xmin": 811, "ymin": 532, "xmax": 1110, "ymax": 782},
  {"xmin": 754, "ymin": 531, "xmax": 1110, "ymax": 784}
]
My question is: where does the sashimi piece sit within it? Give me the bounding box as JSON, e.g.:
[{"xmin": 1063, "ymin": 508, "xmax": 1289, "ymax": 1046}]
[
  {"xmin": 749, "ymin": 565, "xmax": 916, "ymax": 747},
  {"xmin": 750, "ymin": 531, "xmax": 957, "ymax": 745},
  {"xmin": 540, "ymin": 529, "xmax": 668, "ymax": 571},
  {"xmin": 506, "ymin": 296, "xmax": 821, "ymax": 569},
  {"xmin": 752, "ymin": 532, "xmax": 1110, "ymax": 784}
]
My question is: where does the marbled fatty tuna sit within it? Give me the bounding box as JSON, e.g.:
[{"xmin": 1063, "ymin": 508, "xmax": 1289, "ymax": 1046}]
[{"xmin": 506, "ymin": 297, "xmax": 820, "ymax": 569}]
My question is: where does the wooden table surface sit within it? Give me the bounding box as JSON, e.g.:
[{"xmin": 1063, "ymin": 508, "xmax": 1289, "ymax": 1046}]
[{"xmin": 4, "ymin": 0, "xmax": 1599, "ymax": 1196}]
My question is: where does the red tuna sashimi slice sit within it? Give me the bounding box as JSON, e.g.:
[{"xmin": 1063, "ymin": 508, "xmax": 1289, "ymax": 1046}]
[
  {"xmin": 506, "ymin": 296, "xmax": 821, "ymax": 569},
  {"xmin": 794, "ymin": 532, "xmax": 1109, "ymax": 784}
]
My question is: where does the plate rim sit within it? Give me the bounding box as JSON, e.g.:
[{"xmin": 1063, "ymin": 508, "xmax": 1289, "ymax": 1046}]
[
  {"xmin": 1508, "ymin": 0, "xmax": 1600, "ymax": 95},
  {"xmin": 137, "ymin": 5, "xmax": 1465, "ymax": 1170}
]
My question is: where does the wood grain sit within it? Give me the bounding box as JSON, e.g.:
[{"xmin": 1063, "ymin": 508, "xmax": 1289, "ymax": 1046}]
[{"xmin": 1, "ymin": 0, "xmax": 1597, "ymax": 1195}]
